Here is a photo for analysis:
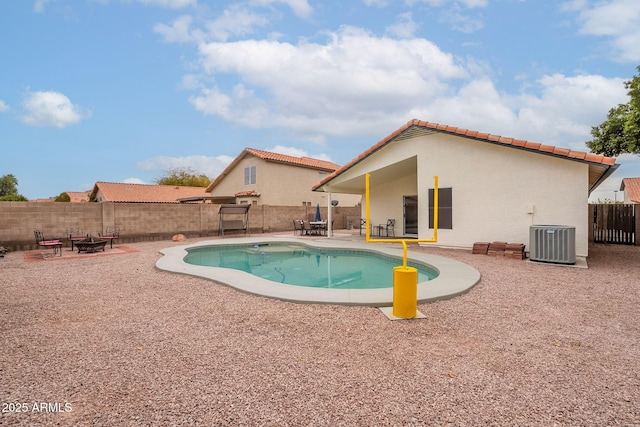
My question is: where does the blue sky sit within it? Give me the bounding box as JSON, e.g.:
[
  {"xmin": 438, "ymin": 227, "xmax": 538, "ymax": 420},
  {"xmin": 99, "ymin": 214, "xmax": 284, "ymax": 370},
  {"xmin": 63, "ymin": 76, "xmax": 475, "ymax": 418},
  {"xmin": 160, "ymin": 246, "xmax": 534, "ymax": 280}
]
[{"xmin": 1, "ymin": 0, "xmax": 639, "ymax": 202}]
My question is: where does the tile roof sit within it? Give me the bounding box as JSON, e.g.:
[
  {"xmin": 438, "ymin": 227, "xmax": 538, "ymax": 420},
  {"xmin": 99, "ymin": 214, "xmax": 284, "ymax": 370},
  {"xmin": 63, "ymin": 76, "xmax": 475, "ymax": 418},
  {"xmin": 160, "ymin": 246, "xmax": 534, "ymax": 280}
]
[
  {"xmin": 206, "ymin": 148, "xmax": 341, "ymax": 192},
  {"xmin": 235, "ymin": 190, "xmax": 261, "ymax": 197},
  {"xmin": 91, "ymin": 182, "xmax": 210, "ymax": 203},
  {"xmin": 245, "ymin": 148, "xmax": 341, "ymax": 170},
  {"xmin": 621, "ymin": 178, "xmax": 640, "ymax": 203},
  {"xmin": 66, "ymin": 191, "xmax": 91, "ymax": 203},
  {"xmin": 313, "ymin": 119, "xmax": 618, "ymax": 191}
]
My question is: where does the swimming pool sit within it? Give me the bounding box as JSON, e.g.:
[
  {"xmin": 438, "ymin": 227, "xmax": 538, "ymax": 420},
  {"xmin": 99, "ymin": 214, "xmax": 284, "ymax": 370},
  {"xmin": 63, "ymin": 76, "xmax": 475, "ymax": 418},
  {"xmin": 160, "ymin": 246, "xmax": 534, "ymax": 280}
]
[
  {"xmin": 157, "ymin": 237, "xmax": 481, "ymax": 306},
  {"xmin": 183, "ymin": 243, "xmax": 438, "ymax": 289}
]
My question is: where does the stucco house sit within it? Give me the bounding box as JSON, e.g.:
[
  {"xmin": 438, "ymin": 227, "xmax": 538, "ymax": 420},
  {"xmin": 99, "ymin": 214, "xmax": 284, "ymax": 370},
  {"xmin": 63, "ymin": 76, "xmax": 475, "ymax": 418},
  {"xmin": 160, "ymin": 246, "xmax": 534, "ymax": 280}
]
[
  {"xmin": 206, "ymin": 148, "xmax": 361, "ymax": 207},
  {"xmin": 620, "ymin": 178, "xmax": 640, "ymax": 204},
  {"xmin": 313, "ymin": 119, "xmax": 618, "ymax": 258}
]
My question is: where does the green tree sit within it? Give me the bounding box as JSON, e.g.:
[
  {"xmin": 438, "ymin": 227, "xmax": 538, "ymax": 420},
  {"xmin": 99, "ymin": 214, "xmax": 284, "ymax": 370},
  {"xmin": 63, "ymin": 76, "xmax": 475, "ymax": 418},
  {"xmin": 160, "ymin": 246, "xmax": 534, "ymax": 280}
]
[
  {"xmin": 587, "ymin": 65, "xmax": 640, "ymax": 157},
  {"xmin": 0, "ymin": 174, "xmax": 28, "ymax": 201},
  {"xmin": 0, "ymin": 174, "xmax": 19, "ymax": 197},
  {"xmin": 155, "ymin": 167, "xmax": 211, "ymax": 187},
  {"xmin": 0, "ymin": 194, "xmax": 28, "ymax": 201},
  {"xmin": 54, "ymin": 192, "xmax": 71, "ymax": 202}
]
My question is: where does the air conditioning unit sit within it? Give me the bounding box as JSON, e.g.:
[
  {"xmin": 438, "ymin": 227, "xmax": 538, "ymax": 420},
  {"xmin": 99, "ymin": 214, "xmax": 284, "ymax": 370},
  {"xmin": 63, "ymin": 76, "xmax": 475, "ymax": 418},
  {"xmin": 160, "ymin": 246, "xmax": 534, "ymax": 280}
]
[{"xmin": 529, "ymin": 225, "xmax": 576, "ymax": 264}]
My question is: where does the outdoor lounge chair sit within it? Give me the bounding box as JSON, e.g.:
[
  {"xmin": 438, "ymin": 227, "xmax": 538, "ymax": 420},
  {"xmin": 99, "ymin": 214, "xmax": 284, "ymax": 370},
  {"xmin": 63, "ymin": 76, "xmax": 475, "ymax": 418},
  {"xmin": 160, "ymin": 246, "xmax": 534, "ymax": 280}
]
[{"xmin": 34, "ymin": 230, "xmax": 63, "ymax": 257}]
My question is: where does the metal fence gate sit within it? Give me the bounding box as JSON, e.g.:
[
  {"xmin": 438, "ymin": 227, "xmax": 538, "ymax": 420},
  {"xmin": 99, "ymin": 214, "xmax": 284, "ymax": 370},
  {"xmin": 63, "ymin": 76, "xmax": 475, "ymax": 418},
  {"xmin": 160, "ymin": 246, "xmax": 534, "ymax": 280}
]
[{"xmin": 593, "ymin": 204, "xmax": 636, "ymax": 245}]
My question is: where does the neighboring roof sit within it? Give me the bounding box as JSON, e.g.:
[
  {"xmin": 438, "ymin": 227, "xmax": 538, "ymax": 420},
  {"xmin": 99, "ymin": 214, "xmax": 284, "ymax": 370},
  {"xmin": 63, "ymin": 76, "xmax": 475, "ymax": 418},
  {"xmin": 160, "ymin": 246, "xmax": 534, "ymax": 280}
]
[
  {"xmin": 206, "ymin": 148, "xmax": 341, "ymax": 193},
  {"xmin": 313, "ymin": 119, "xmax": 618, "ymax": 193},
  {"xmin": 620, "ymin": 178, "xmax": 640, "ymax": 203},
  {"xmin": 91, "ymin": 182, "xmax": 210, "ymax": 203},
  {"xmin": 235, "ymin": 190, "xmax": 261, "ymax": 197},
  {"xmin": 66, "ymin": 190, "xmax": 91, "ymax": 203}
]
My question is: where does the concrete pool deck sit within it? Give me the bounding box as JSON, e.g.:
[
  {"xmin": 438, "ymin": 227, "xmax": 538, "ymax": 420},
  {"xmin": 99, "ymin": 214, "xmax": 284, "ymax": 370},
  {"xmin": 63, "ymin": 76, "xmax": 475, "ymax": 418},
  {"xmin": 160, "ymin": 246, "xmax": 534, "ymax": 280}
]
[{"xmin": 156, "ymin": 236, "xmax": 481, "ymax": 306}]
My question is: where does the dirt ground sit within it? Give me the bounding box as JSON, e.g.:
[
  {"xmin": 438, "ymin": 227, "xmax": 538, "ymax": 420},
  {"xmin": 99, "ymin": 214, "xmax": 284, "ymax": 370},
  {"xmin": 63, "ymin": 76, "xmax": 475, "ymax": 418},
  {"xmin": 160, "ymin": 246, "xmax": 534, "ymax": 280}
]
[{"xmin": 1, "ymin": 237, "xmax": 638, "ymax": 426}]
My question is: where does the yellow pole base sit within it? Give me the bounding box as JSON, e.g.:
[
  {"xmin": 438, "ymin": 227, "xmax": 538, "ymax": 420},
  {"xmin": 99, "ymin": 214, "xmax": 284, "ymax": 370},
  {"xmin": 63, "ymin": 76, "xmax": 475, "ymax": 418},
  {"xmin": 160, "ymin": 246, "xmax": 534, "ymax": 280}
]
[{"xmin": 392, "ymin": 266, "xmax": 418, "ymax": 319}]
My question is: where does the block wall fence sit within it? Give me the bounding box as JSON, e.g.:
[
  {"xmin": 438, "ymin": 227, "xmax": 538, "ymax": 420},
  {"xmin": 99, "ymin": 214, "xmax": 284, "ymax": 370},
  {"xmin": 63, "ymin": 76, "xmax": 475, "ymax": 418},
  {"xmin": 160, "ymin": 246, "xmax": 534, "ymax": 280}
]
[{"xmin": 0, "ymin": 202, "xmax": 362, "ymax": 251}]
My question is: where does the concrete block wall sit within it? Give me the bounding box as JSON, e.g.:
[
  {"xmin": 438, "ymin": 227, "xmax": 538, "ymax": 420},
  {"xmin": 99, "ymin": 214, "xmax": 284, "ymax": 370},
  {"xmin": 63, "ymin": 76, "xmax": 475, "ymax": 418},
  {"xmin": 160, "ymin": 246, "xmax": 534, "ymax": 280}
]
[{"xmin": 0, "ymin": 202, "xmax": 361, "ymax": 251}]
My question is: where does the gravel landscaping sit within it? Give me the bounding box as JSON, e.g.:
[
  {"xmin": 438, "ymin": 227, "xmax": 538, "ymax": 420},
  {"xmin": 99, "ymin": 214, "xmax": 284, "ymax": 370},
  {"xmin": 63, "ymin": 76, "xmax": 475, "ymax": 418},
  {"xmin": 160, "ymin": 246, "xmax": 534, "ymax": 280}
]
[{"xmin": 1, "ymin": 236, "xmax": 638, "ymax": 426}]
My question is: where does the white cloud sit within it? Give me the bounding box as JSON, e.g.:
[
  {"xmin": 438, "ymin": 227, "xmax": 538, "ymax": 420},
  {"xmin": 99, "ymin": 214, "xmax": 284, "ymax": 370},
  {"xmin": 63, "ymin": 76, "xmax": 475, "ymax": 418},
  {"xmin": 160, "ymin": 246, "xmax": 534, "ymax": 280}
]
[
  {"xmin": 123, "ymin": 178, "xmax": 148, "ymax": 184},
  {"xmin": 0, "ymin": 100, "xmax": 9, "ymax": 112},
  {"xmin": 155, "ymin": 6, "xmax": 269, "ymax": 43},
  {"xmin": 570, "ymin": 0, "xmax": 640, "ymax": 62},
  {"xmin": 407, "ymin": 0, "xmax": 487, "ymax": 8},
  {"xmin": 250, "ymin": 0, "xmax": 313, "ymax": 18},
  {"xmin": 190, "ymin": 26, "xmax": 468, "ymax": 138},
  {"xmin": 138, "ymin": 0, "xmax": 196, "ymax": 8},
  {"xmin": 154, "ymin": 15, "xmax": 195, "ymax": 43},
  {"xmin": 20, "ymin": 91, "xmax": 90, "ymax": 128},
  {"xmin": 33, "ymin": 0, "xmax": 50, "ymax": 13},
  {"xmin": 439, "ymin": 8, "xmax": 485, "ymax": 33},
  {"xmin": 265, "ymin": 145, "xmax": 333, "ymax": 162},
  {"xmin": 386, "ymin": 12, "xmax": 419, "ymax": 38},
  {"xmin": 205, "ymin": 5, "xmax": 269, "ymax": 41},
  {"xmin": 136, "ymin": 155, "xmax": 234, "ymax": 178},
  {"xmin": 411, "ymin": 73, "xmax": 628, "ymax": 151}
]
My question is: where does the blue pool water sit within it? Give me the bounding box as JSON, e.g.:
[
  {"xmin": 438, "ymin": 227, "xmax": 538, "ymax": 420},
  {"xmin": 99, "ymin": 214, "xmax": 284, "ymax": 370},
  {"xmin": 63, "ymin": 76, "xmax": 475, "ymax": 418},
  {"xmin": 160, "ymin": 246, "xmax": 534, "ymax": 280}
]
[{"xmin": 184, "ymin": 243, "xmax": 438, "ymax": 289}]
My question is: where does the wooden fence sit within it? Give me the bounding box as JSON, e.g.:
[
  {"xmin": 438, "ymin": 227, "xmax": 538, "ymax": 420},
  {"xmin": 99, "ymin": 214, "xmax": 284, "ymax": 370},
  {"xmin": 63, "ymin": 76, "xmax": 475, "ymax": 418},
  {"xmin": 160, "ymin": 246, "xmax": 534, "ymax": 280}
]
[{"xmin": 592, "ymin": 204, "xmax": 636, "ymax": 245}]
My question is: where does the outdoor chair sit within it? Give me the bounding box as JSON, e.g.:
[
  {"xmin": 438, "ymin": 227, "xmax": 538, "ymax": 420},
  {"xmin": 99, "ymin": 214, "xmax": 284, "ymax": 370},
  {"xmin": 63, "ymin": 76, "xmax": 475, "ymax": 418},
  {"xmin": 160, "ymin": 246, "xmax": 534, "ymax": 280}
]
[
  {"xmin": 67, "ymin": 227, "xmax": 85, "ymax": 251},
  {"xmin": 301, "ymin": 220, "xmax": 313, "ymax": 236},
  {"xmin": 383, "ymin": 219, "xmax": 395, "ymax": 237},
  {"xmin": 293, "ymin": 220, "xmax": 304, "ymax": 236},
  {"xmin": 34, "ymin": 230, "xmax": 63, "ymax": 257},
  {"xmin": 99, "ymin": 225, "xmax": 120, "ymax": 249},
  {"xmin": 359, "ymin": 219, "xmax": 367, "ymax": 235}
]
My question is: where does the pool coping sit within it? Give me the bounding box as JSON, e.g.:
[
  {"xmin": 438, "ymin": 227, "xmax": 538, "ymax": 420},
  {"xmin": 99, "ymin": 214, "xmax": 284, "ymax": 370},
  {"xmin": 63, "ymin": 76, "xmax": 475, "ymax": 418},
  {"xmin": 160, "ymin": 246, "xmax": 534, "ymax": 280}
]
[{"xmin": 156, "ymin": 237, "xmax": 481, "ymax": 306}]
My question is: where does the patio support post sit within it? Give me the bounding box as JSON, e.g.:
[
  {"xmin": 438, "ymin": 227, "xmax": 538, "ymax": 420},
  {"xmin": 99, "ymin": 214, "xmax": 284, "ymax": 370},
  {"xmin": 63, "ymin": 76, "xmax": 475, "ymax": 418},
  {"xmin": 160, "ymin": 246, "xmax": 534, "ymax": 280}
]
[
  {"xmin": 365, "ymin": 173, "xmax": 439, "ymax": 320},
  {"xmin": 327, "ymin": 191, "xmax": 333, "ymax": 238}
]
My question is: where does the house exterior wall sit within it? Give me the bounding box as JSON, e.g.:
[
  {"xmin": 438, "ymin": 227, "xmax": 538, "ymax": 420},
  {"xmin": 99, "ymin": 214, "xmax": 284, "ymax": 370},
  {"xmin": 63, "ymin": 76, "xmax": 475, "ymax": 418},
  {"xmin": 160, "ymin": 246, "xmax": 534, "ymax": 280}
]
[
  {"xmin": 210, "ymin": 154, "xmax": 361, "ymax": 207},
  {"xmin": 358, "ymin": 133, "xmax": 590, "ymax": 257}
]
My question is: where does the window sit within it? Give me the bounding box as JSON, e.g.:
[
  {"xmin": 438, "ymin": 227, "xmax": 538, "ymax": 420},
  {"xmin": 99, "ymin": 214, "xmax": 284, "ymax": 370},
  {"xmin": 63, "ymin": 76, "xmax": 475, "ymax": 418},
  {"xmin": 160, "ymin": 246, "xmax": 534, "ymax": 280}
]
[
  {"xmin": 429, "ymin": 187, "xmax": 452, "ymax": 229},
  {"xmin": 244, "ymin": 166, "xmax": 256, "ymax": 185}
]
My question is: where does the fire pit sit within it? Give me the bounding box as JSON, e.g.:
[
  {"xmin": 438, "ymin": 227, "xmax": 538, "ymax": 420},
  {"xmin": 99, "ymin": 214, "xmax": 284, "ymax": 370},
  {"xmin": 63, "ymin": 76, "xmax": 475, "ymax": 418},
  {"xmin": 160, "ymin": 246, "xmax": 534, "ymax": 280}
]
[{"xmin": 75, "ymin": 237, "xmax": 107, "ymax": 253}]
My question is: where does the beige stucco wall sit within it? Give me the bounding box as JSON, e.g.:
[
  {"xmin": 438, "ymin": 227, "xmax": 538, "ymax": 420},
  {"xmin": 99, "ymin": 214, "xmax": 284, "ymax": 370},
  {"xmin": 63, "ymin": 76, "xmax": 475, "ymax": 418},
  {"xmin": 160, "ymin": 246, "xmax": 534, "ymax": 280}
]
[
  {"xmin": 353, "ymin": 133, "xmax": 590, "ymax": 257},
  {"xmin": 210, "ymin": 154, "xmax": 361, "ymax": 207}
]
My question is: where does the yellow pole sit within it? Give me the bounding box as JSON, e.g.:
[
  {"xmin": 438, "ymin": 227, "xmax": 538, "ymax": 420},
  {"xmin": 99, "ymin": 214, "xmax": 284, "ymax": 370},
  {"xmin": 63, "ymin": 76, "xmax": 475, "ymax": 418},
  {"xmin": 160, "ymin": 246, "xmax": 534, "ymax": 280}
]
[
  {"xmin": 393, "ymin": 265, "xmax": 418, "ymax": 318},
  {"xmin": 364, "ymin": 173, "xmax": 439, "ymax": 319}
]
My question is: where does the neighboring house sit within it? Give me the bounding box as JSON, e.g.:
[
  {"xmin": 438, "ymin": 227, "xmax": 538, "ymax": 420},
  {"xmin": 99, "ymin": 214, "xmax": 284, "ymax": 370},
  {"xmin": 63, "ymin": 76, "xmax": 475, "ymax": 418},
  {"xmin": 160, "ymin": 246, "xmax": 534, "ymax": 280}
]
[
  {"xmin": 66, "ymin": 190, "xmax": 91, "ymax": 202},
  {"xmin": 206, "ymin": 148, "xmax": 361, "ymax": 207},
  {"xmin": 313, "ymin": 119, "xmax": 618, "ymax": 258},
  {"xmin": 620, "ymin": 178, "xmax": 640, "ymax": 204},
  {"xmin": 90, "ymin": 182, "xmax": 210, "ymax": 203}
]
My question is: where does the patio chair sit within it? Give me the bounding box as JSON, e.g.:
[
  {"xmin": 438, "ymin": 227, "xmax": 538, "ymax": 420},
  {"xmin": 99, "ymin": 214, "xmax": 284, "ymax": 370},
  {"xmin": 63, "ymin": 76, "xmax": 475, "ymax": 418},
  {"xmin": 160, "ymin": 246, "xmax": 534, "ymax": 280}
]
[
  {"xmin": 359, "ymin": 219, "xmax": 367, "ymax": 235},
  {"xmin": 34, "ymin": 230, "xmax": 63, "ymax": 257},
  {"xmin": 383, "ymin": 219, "xmax": 395, "ymax": 237},
  {"xmin": 293, "ymin": 220, "xmax": 304, "ymax": 236},
  {"xmin": 301, "ymin": 220, "xmax": 313, "ymax": 236},
  {"xmin": 99, "ymin": 225, "xmax": 120, "ymax": 249},
  {"xmin": 67, "ymin": 227, "xmax": 84, "ymax": 251}
]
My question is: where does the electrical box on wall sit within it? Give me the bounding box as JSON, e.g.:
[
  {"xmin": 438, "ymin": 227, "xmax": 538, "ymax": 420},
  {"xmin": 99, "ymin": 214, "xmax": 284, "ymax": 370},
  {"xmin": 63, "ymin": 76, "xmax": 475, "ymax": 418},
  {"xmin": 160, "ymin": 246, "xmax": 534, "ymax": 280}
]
[{"xmin": 525, "ymin": 204, "xmax": 535, "ymax": 214}]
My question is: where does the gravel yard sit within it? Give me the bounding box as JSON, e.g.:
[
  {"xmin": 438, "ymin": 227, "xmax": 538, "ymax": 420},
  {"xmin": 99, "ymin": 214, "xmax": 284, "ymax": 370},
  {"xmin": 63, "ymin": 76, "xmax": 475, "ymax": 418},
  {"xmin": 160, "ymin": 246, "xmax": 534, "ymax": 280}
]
[{"xmin": 1, "ymin": 237, "xmax": 638, "ymax": 426}]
